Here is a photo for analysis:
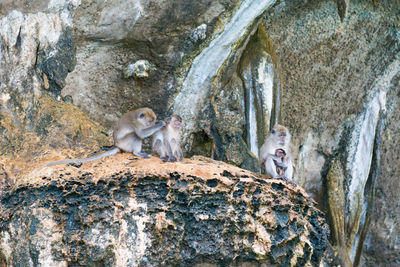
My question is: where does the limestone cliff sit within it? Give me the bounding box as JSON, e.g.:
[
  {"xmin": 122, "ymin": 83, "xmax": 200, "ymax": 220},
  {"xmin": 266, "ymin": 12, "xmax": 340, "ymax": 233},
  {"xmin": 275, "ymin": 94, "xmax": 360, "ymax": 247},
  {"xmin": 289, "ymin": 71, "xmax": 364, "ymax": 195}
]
[{"xmin": 0, "ymin": 0, "xmax": 399, "ymax": 266}]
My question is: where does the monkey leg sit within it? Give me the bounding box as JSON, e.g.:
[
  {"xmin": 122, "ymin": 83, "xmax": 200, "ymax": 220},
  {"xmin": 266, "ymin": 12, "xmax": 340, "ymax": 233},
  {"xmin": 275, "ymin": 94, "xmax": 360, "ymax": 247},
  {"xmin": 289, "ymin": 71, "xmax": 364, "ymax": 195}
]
[
  {"xmin": 153, "ymin": 139, "xmax": 168, "ymax": 159},
  {"xmin": 116, "ymin": 133, "xmax": 141, "ymax": 153}
]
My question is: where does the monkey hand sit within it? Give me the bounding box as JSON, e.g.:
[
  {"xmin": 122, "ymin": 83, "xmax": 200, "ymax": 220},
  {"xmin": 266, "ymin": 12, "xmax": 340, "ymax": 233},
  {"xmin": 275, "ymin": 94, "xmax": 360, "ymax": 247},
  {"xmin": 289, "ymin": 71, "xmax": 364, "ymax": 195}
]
[{"xmin": 157, "ymin": 120, "xmax": 166, "ymax": 127}]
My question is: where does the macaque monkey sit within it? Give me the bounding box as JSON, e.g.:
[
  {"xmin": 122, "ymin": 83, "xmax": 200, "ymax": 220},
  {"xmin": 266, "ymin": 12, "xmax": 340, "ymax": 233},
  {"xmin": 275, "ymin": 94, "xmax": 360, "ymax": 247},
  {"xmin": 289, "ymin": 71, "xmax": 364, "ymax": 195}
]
[
  {"xmin": 47, "ymin": 108, "xmax": 165, "ymax": 166},
  {"xmin": 274, "ymin": 148, "xmax": 288, "ymax": 176},
  {"xmin": 152, "ymin": 114, "xmax": 183, "ymax": 162},
  {"xmin": 259, "ymin": 125, "xmax": 295, "ymax": 185}
]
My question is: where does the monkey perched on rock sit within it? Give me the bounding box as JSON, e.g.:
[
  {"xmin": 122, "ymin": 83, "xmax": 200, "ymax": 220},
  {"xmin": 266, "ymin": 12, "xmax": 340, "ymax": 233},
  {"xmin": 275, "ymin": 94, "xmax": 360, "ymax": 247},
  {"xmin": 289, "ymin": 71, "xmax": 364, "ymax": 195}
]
[
  {"xmin": 152, "ymin": 114, "xmax": 183, "ymax": 162},
  {"xmin": 259, "ymin": 125, "xmax": 295, "ymax": 185},
  {"xmin": 47, "ymin": 108, "xmax": 165, "ymax": 166}
]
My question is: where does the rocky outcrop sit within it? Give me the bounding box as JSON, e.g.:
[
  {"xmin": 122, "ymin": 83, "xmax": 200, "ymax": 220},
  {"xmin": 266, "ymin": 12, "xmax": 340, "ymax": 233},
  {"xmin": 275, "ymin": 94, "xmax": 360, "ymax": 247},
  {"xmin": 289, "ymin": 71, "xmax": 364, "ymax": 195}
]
[{"xmin": 0, "ymin": 156, "xmax": 328, "ymax": 266}]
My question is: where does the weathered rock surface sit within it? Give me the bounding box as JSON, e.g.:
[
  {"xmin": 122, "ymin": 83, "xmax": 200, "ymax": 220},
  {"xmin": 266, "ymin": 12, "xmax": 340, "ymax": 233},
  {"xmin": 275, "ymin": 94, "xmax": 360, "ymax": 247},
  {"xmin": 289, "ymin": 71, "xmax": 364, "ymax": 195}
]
[{"xmin": 0, "ymin": 156, "xmax": 328, "ymax": 266}]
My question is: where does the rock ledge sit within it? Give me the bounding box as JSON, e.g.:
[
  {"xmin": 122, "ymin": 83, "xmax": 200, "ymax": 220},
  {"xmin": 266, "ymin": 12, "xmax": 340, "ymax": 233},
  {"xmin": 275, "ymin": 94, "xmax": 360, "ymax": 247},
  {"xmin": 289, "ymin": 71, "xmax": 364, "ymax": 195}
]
[{"xmin": 0, "ymin": 155, "xmax": 328, "ymax": 266}]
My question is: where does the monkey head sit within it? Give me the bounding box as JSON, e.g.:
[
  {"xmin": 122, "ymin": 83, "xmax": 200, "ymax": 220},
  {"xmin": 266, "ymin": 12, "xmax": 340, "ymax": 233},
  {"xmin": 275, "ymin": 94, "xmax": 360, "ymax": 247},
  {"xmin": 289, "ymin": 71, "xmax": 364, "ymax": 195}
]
[
  {"xmin": 166, "ymin": 114, "xmax": 182, "ymax": 130},
  {"xmin": 270, "ymin": 125, "xmax": 291, "ymax": 146},
  {"xmin": 275, "ymin": 148, "xmax": 286, "ymax": 159},
  {"xmin": 137, "ymin": 108, "xmax": 156, "ymax": 127}
]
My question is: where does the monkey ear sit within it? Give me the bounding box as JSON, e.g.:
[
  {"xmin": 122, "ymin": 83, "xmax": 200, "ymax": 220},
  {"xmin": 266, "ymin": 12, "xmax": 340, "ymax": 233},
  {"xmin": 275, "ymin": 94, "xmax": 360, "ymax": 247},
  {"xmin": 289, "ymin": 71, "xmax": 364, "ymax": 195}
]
[
  {"xmin": 271, "ymin": 129, "xmax": 276, "ymax": 134},
  {"xmin": 166, "ymin": 116, "xmax": 172, "ymax": 123}
]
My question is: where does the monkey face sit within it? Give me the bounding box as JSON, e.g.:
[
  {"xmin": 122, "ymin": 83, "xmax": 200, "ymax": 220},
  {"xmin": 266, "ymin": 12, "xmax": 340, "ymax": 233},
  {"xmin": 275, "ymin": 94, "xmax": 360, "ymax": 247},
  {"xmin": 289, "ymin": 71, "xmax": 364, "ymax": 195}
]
[
  {"xmin": 271, "ymin": 125, "xmax": 290, "ymax": 146},
  {"xmin": 138, "ymin": 109, "xmax": 156, "ymax": 127},
  {"xmin": 173, "ymin": 118, "xmax": 182, "ymax": 129},
  {"xmin": 277, "ymin": 132, "xmax": 287, "ymax": 146},
  {"xmin": 168, "ymin": 114, "xmax": 182, "ymax": 130},
  {"xmin": 275, "ymin": 149, "xmax": 286, "ymax": 158}
]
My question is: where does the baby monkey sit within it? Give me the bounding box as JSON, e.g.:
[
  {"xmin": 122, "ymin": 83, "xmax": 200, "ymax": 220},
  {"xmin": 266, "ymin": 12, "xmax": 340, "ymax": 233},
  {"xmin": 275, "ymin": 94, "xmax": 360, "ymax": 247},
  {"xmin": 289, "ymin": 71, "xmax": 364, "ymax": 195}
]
[
  {"xmin": 47, "ymin": 108, "xmax": 165, "ymax": 166},
  {"xmin": 274, "ymin": 148, "xmax": 288, "ymax": 176},
  {"xmin": 152, "ymin": 114, "xmax": 183, "ymax": 162}
]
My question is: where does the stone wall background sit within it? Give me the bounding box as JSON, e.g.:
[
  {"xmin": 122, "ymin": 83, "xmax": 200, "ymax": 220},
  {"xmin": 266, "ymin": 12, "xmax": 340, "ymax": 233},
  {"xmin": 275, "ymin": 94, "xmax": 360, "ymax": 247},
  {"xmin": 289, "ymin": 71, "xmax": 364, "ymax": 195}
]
[{"xmin": 0, "ymin": 0, "xmax": 399, "ymax": 265}]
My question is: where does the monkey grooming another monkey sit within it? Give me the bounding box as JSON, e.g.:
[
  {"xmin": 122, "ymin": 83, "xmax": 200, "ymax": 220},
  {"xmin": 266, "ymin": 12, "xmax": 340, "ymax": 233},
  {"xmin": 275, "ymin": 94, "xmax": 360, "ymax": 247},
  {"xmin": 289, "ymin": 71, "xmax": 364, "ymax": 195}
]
[
  {"xmin": 152, "ymin": 114, "xmax": 183, "ymax": 162},
  {"xmin": 47, "ymin": 108, "xmax": 165, "ymax": 166},
  {"xmin": 259, "ymin": 125, "xmax": 295, "ymax": 185}
]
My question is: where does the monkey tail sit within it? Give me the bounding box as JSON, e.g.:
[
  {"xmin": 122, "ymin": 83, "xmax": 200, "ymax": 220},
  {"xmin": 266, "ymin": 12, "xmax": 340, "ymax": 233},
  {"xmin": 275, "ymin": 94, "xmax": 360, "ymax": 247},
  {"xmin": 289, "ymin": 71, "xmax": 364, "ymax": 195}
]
[{"xmin": 47, "ymin": 147, "xmax": 121, "ymax": 167}]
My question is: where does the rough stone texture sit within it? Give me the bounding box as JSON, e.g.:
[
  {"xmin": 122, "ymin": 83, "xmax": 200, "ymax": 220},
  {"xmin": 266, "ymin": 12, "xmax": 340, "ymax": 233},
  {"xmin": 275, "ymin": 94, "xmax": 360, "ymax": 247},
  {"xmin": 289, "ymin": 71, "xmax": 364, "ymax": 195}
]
[{"xmin": 0, "ymin": 156, "xmax": 328, "ymax": 266}]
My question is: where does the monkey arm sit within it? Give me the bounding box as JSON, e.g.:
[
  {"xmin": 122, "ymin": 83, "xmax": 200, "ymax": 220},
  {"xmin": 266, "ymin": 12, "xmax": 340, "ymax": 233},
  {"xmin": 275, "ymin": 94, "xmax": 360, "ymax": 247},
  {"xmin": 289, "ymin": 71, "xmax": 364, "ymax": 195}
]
[
  {"xmin": 136, "ymin": 121, "xmax": 166, "ymax": 139},
  {"xmin": 260, "ymin": 152, "xmax": 280, "ymax": 165},
  {"xmin": 264, "ymin": 157, "xmax": 280, "ymax": 178},
  {"xmin": 269, "ymin": 153, "xmax": 283, "ymax": 161},
  {"xmin": 274, "ymin": 159, "xmax": 287, "ymax": 169}
]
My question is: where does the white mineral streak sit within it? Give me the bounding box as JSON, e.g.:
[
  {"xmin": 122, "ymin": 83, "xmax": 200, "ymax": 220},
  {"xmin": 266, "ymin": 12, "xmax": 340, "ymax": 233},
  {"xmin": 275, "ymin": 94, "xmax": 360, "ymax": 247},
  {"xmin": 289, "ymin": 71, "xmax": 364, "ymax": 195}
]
[
  {"xmin": 346, "ymin": 53, "xmax": 400, "ymax": 260},
  {"xmin": 172, "ymin": 0, "xmax": 276, "ymax": 141},
  {"xmin": 259, "ymin": 60, "xmax": 274, "ymax": 127},
  {"xmin": 84, "ymin": 198, "xmax": 150, "ymax": 267},
  {"xmin": 241, "ymin": 56, "xmax": 275, "ymax": 157},
  {"xmin": 255, "ymin": 59, "xmax": 274, "ymax": 156},
  {"xmin": 114, "ymin": 212, "xmax": 150, "ymax": 267},
  {"xmin": 248, "ymin": 83, "xmax": 259, "ymax": 156},
  {"xmin": 32, "ymin": 208, "xmax": 67, "ymax": 267}
]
